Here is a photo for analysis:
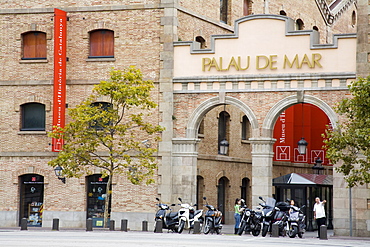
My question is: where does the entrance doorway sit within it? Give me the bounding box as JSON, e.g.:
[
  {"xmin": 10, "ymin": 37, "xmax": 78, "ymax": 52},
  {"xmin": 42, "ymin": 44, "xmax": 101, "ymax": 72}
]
[
  {"xmin": 86, "ymin": 175, "xmax": 111, "ymax": 227},
  {"xmin": 19, "ymin": 174, "xmax": 44, "ymax": 226},
  {"xmin": 217, "ymin": 176, "xmax": 229, "ymax": 223}
]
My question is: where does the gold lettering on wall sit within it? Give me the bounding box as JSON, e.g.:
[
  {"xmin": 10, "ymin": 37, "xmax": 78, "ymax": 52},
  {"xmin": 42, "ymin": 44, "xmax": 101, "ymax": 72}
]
[{"xmin": 202, "ymin": 53, "xmax": 323, "ymax": 72}]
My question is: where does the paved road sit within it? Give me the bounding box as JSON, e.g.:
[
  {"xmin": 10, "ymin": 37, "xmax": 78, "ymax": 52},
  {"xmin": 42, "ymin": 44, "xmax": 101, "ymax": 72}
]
[{"xmin": 0, "ymin": 229, "xmax": 369, "ymax": 247}]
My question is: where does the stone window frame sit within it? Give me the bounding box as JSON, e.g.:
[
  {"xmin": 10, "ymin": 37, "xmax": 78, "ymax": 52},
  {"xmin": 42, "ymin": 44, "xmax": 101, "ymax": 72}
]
[
  {"xmin": 83, "ymin": 22, "xmax": 118, "ymax": 62},
  {"xmin": 15, "ymin": 95, "xmax": 51, "ymax": 135},
  {"xmin": 17, "ymin": 24, "xmax": 52, "ymax": 64}
]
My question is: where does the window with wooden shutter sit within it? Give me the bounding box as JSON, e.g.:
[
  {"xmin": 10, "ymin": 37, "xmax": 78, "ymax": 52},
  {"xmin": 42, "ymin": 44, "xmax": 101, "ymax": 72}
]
[
  {"xmin": 22, "ymin": 31, "xmax": 47, "ymax": 59},
  {"xmin": 89, "ymin": 29, "xmax": 114, "ymax": 58}
]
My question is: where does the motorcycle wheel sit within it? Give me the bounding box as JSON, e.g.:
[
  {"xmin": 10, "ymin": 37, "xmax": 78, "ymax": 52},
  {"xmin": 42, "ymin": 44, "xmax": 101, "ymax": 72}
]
[
  {"xmin": 251, "ymin": 224, "xmax": 261, "ymax": 236},
  {"xmin": 215, "ymin": 227, "xmax": 221, "ymax": 235},
  {"xmin": 288, "ymin": 225, "xmax": 298, "ymax": 238},
  {"xmin": 261, "ymin": 224, "xmax": 269, "ymax": 237},
  {"xmin": 178, "ymin": 220, "xmax": 185, "ymax": 234},
  {"xmin": 203, "ymin": 220, "xmax": 211, "ymax": 234},
  {"xmin": 298, "ymin": 232, "xmax": 303, "ymax": 238},
  {"xmin": 237, "ymin": 222, "xmax": 246, "ymax": 236}
]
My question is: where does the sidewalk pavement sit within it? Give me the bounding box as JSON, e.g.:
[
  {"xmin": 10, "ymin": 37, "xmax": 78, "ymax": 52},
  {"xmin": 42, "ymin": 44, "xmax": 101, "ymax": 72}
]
[{"xmin": 1, "ymin": 224, "xmax": 369, "ymax": 241}]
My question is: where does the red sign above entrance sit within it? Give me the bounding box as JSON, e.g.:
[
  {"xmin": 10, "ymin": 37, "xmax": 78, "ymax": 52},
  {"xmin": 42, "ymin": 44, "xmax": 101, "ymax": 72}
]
[
  {"xmin": 273, "ymin": 103, "xmax": 330, "ymax": 165},
  {"xmin": 52, "ymin": 9, "xmax": 67, "ymax": 152}
]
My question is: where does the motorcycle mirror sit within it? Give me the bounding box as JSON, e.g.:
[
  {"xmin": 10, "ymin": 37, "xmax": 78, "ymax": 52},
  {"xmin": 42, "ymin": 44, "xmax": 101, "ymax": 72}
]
[
  {"xmin": 203, "ymin": 197, "xmax": 207, "ymax": 200},
  {"xmin": 171, "ymin": 203, "xmax": 176, "ymax": 206},
  {"xmin": 259, "ymin": 196, "xmax": 263, "ymax": 200},
  {"xmin": 178, "ymin": 197, "xmax": 182, "ymax": 202},
  {"xmin": 193, "ymin": 203, "xmax": 198, "ymax": 207},
  {"xmin": 156, "ymin": 198, "xmax": 160, "ymax": 201}
]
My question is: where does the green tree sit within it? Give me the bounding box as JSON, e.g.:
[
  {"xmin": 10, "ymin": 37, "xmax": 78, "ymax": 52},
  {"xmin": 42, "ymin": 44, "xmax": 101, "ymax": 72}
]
[
  {"xmin": 324, "ymin": 76, "xmax": 370, "ymax": 187},
  {"xmin": 49, "ymin": 66, "xmax": 164, "ymax": 227}
]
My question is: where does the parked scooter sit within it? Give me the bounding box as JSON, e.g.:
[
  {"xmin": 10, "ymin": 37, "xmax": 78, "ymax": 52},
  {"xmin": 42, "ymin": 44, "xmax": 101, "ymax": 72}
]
[
  {"xmin": 202, "ymin": 197, "xmax": 222, "ymax": 234},
  {"xmin": 177, "ymin": 197, "xmax": 203, "ymax": 233},
  {"xmin": 285, "ymin": 204, "xmax": 306, "ymax": 238},
  {"xmin": 154, "ymin": 198, "xmax": 178, "ymax": 232},
  {"xmin": 259, "ymin": 196, "xmax": 288, "ymax": 237},
  {"xmin": 237, "ymin": 205, "xmax": 262, "ymax": 236}
]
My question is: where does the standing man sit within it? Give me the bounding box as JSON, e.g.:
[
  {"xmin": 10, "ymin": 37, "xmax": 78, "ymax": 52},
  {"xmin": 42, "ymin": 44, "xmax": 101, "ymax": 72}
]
[{"xmin": 313, "ymin": 197, "xmax": 326, "ymax": 238}]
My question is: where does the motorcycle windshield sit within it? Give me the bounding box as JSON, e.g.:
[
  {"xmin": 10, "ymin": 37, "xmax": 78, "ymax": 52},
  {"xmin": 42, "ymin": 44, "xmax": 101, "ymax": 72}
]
[{"xmin": 265, "ymin": 197, "xmax": 276, "ymax": 207}]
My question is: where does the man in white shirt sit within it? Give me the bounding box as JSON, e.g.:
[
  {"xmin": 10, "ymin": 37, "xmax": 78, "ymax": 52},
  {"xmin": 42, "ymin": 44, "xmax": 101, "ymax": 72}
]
[{"xmin": 313, "ymin": 197, "xmax": 327, "ymax": 238}]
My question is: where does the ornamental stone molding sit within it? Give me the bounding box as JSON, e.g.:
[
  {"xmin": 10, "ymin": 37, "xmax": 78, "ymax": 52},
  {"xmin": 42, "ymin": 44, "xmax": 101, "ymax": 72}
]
[
  {"xmin": 262, "ymin": 93, "xmax": 338, "ymax": 137},
  {"xmin": 186, "ymin": 95, "xmax": 258, "ymax": 139}
]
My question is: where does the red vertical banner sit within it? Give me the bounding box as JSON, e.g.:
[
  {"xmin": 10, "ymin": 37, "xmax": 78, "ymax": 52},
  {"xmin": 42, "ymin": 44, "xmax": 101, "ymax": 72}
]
[
  {"xmin": 273, "ymin": 104, "xmax": 330, "ymax": 165},
  {"xmin": 52, "ymin": 9, "xmax": 67, "ymax": 152}
]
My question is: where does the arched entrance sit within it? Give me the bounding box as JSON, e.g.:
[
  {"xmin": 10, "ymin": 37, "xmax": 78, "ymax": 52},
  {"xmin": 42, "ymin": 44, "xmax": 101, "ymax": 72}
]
[
  {"xmin": 19, "ymin": 174, "xmax": 44, "ymax": 226},
  {"xmin": 217, "ymin": 176, "xmax": 229, "ymax": 223}
]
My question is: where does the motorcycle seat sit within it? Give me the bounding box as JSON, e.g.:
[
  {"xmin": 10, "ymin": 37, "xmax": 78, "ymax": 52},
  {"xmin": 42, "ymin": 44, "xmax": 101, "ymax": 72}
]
[
  {"xmin": 167, "ymin": 212, "xmax": 178, "ymax": 218},
  {"xmin": 194, "ymin": 210, "xmax": 202, "ymax": 215}
]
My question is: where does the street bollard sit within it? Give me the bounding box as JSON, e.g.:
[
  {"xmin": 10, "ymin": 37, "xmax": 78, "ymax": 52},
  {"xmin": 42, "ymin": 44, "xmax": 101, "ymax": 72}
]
[
  {"xmin": 121, "ymin": 219, "xmax": 128, "ymax": 232},
  {"xmin": 271, "ymin": 223, "xmax": 279, "ymax": 237},
  {"xmin": 20, "ymin": 218, "xmax": 28, "ymax": 231},
  {"xmin": 193, "ymin": 220, "xmax": 201, "ymax": 234},
  {"xmin": 154, "ymin": 219, "xmax": 163, "ymax": 233},
  {"xmin": 52, "ymin": 218, "xmax": 59, "ymax": 231},
  {"xmin": 109, "ymin": 220, "xmax": 115, "ymax": 231},
  {"xmin": 319, "ymin": 225, "xmax": 328, "ymax": 240},
  {"xmin": 86, "ymin": 218, "xmax": 93, "ymax": 231},
  {"xmin": 142, "ymin": 221, "xmax": 148, "ymax": 231}
]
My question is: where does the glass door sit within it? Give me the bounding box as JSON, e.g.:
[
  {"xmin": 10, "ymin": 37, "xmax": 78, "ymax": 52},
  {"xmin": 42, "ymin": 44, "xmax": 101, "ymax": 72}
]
[{"xmin": 19, "ymin": 174, "xmax": 44, "ymax": 226}]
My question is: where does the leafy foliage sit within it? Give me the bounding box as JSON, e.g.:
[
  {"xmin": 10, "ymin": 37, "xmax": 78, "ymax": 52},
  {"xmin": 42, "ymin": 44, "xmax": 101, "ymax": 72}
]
[
  {"xmin": 323, "ymin": 76, "xmax": 370, "ymax": 187},
  {"xmin": 49, "ymin": 67, "xmax": 164, "ymax": 226}
]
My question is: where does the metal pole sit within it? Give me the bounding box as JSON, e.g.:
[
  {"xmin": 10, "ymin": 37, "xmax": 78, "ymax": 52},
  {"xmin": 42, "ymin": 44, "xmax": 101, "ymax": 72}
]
[{"xmin": 349, "ymin": 187, "xmax": 352, "ymax": 237}]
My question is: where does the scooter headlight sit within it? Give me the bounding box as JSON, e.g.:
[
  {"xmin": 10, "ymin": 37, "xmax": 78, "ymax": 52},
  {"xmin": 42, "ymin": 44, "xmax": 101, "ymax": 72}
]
[{"xmin": 245, "ymin": 211, "xmax": 251, "ymax": 217}]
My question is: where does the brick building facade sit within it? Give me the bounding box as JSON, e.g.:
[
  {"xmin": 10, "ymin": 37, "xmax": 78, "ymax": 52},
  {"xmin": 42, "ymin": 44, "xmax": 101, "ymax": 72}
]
[{"xmin": 0, "ymin": 0, "xmax": 369, "ymax": 236}]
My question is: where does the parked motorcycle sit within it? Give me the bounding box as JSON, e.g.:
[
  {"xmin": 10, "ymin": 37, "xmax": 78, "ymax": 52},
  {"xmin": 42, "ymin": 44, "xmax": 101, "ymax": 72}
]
[
  {"xmin": 237, "ymin": 205, "xmax": 262, "ymax": 236},
  {"xmin": 202, "ymin": 197, "xmax": 222, "ymax": 234},
  {"xmin": 154, "ymin": 198, "xmax": 178, "ymax": 232},
  {"xmin": 285, "ymin": 204, "xmax": 306, "ymax": 238},
  {"xmin": 259, "ymin": 196, "xmax": 289, "ymax": 237},
  {"xmin": 177, "ymin": 197, "xmax": 203, "ymax": 233}
]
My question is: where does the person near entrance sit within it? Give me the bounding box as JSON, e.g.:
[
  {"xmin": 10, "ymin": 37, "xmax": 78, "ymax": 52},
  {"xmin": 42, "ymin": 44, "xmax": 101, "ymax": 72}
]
[
  {"xmin": 234, "ymin": 198, "xmax": 244, "ymax": 234},
  {"xmin": 313, "ymin": 197, "xmax": 326, "ymax": 238}
]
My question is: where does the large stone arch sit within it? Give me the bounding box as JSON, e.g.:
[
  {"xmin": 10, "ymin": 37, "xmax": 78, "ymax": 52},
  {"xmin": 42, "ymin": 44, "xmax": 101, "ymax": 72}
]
[
  {"xmin": 262, "ymin": 93, "xmax": 338, "ymax": 138},
  {"xmin": 185, "ymin": 95, "xmax": 259, "ymax": 139}
]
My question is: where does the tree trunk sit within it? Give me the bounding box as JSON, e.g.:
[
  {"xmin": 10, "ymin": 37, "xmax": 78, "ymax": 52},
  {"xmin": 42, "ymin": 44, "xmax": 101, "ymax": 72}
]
[{"xmin": 103, "ymin": 173, "xmax": 113, "ymax": 228}]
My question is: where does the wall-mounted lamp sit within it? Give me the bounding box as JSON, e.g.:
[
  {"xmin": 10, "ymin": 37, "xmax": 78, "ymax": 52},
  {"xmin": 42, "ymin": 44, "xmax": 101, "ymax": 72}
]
[
  {"xmin": 219, "ymin": 139, "xmax": 229, "ymax": 155},
  {"xmin": 297, "ymin": 103, "xmax": 308, "ymax": 155},
  {"xmin": 54, "ymin": 165, "xmax": 66, "ymax": 184},
  {"xmin": 297, "ymin": 137, "xmax": 308, "ymax": 155},
  {"xmin": 312, "ymin": 157, "xmax": 324, "ymax": 174}
]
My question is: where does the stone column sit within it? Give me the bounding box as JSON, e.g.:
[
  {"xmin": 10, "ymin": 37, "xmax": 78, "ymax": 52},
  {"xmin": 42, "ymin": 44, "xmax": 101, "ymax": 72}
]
[
  {"xmin": 171, "ymin": 138, "xmax": 200, "ymax": 204},
  {"xmin": 250, "ymin": 137, "xmax": 276, "ymax": 207},
  {"xmin": 157, "ymin": 0, "xmax": 178, "ymax": 203}
]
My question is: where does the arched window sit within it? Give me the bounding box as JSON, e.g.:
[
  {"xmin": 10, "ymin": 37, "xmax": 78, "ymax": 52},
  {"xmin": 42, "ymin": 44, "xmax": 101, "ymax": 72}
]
[
  {"xmin": 296, "ymin": 19, "xmax": 304, "ymax": 30},
  {"xmin": 313, "ymin": 26, "xmax": 319, "ymax": 31},
  {"xmin": 243, "ymin": 0, "xmax": 252, "ymax": 16},
  {"xmin": 218, "ymin": 110, "xmax": 230, "ymax": 154},
  {"xmin": 89, "ymin": 29, "xmax": 114, "ymax": 58},
  {"xmin": 198, "ymin": 118, "xmax": 205, "ymax": 137},
  {"xmin": 279, "ymin": 10, "xmax": 287, "ymax": 16},
  {"xmin": 90, "ymin": 102, "xmax": 113, "ymax": 130},
  {"xmin": 195, "ymin": 36, "xmax": 206, "ymax": 49},
  {"xmin": 241, "ymin": 177, "xmax": 250, "ymax": 202},
  {"xmin": 351, "ymin": 11, "xmax": 356, "ymax": 26},
  {"xmin": 21, "ymin": 103, "xmax": 45, "ymax": 131},
  {"xmin": 241, "ymin": 115, "xmax": 250, "ymax": 140},
  {"xmin": 220, "ymin": 0, "xmax": 228, "ymax": 24},
  {"xmin": 22, "ymin": 31, "xmax": 47, "ymax": 59}
]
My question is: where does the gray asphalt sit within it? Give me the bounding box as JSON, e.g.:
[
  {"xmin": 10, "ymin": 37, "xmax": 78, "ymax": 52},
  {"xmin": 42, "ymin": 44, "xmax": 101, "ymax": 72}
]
[{"xmin": 0, "ymin": 225, "xmax": 369, "ymax": 247}]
